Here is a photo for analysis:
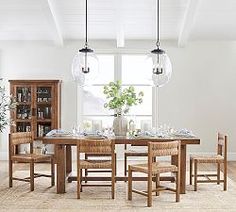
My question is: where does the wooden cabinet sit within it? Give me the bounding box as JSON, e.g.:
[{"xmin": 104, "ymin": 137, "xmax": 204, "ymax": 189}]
[{"xmin": 9, "ymin": 80, "xmax": 61, "ymax": 139}]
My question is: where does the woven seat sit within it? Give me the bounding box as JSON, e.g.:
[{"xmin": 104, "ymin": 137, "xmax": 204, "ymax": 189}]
[
  {"xmin": 190, "ymin": 133, "xmax": 228, "ymax": 191},
  {"xmin": 85, "ymin": 152, "xmax": 116, "ymax": 183},
  {"xmin": 77, "ymin": 139, "xmax": 116, "ymax": 199},
  {"xmin": 128, "ymin": 141, "xmax": 181, "ymax": 207},
  {"xmin": 9, "ymin": 132, "xmax": 55, "ymax": 191},
  {"xmin": 190, "ymin": 154, "xmax": 224, "ymax": 163},
  {"xmin": 130, "ymin": 162, "xmax": 178, "ymax": 174}
]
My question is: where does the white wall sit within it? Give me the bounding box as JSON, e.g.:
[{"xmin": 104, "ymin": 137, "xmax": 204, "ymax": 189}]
[
  {"xmin": 159, "ymin": 41, "xmax": 236, "ymax": 160},
  {"xmin": 0, "ymin": 40, "xmax": 235, "ymax": 160}
]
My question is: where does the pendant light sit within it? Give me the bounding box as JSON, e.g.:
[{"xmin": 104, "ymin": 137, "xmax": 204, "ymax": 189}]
[
  {"xmin": 147, "ymin": 0, "xmax": 172, "ymax": 87},
  {"xmin": 72, "ymin": 0, "xmax": 99, "ymax": 86}
]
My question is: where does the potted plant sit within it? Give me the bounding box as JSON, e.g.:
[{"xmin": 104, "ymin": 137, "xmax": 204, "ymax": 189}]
[
  {"xmin": 103, "ymin": 81, "xmax": 144, "ymax": 136},
  {"xmin": 0, "ymin": 79, "xmax": 17, "ymax": 132}
]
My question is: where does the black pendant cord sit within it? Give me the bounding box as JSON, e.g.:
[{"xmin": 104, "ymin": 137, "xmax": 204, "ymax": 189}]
[
  {"xmin": 156, "ymin": 0, "xmax": 160, "ymax": 48},
  {"xmin": 85, "ymin": 0, "xmax": 88, "ymax": 47}
]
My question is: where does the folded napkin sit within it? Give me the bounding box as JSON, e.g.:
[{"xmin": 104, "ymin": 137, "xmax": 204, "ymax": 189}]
[
  {"xmin": 46, "ymin": 129, "xmax": 72, "ymax": 137},
  {"xmin": 171, "ymin": 129, "xmax": 195, "ymax": 137}
]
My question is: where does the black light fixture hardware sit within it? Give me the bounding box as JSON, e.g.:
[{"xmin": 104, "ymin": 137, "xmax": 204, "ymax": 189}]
[
  {"xmin": 71, "ymin": 0, "xmax": 99, "ymax": 86},
  {"xmin": 147, "ymin": 0, "xmax": 172, "ymax": 87}
]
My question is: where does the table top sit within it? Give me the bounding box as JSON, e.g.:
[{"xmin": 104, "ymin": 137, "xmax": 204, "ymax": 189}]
[{"xmin": 43, "ymin": 135, "xmax": 200, "ymax": 145}]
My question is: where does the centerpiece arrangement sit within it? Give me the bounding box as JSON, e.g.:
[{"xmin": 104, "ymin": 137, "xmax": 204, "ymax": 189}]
[{"xmin": 103, "ymin": 81, "xmax": 144, "ymax": 136}]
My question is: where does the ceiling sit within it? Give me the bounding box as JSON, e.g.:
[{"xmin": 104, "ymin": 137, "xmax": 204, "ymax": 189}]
[{"xmin": 0, "ymin": 0, "xmax": 235, "ymax": 46}]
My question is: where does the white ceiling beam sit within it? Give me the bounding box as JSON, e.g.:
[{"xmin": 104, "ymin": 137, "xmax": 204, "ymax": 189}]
[
  {"xmin": 115, "ymin": 0, "xmax": 125, "ymax": 48},
  {"xmin": 41, "ymin": 0, "xmax": 63, "ymax": 46},
  {"xmin": 116, "ymin": 25, "xmax": 125, "ymax": 48},
  {"xmin": 178, "ymin": 0, "xmax": 202, "ymax": 47}
]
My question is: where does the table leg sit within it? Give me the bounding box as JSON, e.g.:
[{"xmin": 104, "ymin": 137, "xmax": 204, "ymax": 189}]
[
  {"xmin": 180, "ymin": 144, "xmax": 187, "ymax": 194},
  {"xmin": 171, "ymin": 144, "xmax": 187, "ymax": 194},
  {"xmin": 171, "ymin": 155, "xmax": 177, "ymax": 182},
  {"xmin": 56, "ymin": 144, "xmax": 66, "ymax": 194},
  {"xmin": 66, "ymin": 145, "xmax": 72, "ymax": 174}
]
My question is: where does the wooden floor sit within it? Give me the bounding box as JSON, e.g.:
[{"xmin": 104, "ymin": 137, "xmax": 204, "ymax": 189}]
[{"xmin": 0, "ymin": 160, "xmax": 236, "ymax": 182}]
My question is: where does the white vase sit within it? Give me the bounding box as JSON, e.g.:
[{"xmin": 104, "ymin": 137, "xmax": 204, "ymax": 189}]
[{"xmin": 113, "ymin": 116, "xmax": 128, "ymax": 136}]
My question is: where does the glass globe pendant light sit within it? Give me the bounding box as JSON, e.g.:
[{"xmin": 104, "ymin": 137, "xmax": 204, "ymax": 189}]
[
  {"xmin": 71, "ymin": 0, "xmax": 99, "ymax": 86},
  {"xmin": 147, "ymin": 0, "xmax": 172, "ymax": 87}
]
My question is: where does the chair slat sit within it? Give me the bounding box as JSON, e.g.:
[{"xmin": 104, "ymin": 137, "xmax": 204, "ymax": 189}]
[{"xmin": 78, "ymin": 139, "xmax": 113, "ymax": 154}]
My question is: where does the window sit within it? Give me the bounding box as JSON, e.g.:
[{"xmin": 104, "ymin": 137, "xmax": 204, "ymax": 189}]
[
  {"xmin": 82, "ymin": 55, "xmax": 114, "ymax": 129},
  {"xmin": 80, "ymin": 54, "xmax": 154, "ymax": 131},
  {"xmin": 121, "ymin": 55, "xmax": 152, "ymax": 129}
]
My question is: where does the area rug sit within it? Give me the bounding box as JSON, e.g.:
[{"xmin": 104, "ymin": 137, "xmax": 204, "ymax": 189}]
[{"xmin": 0, "ymin": 171, "xmax": 236, "ymax": 211}]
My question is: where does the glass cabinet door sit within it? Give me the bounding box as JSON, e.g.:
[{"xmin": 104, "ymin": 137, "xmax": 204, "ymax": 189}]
[
  {"xmin": 36, "ymin": 86, "xmax": 53, "ymax": 138},
  {"xmin": 15, "ymin": 86, "xmax": 32, "ymax": 132}
]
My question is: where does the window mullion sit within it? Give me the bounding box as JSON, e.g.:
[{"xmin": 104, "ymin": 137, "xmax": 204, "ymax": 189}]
[
  {"xmin": 152, "ymin": 87, "xmax": 159, "ymax": 129},
  {"xmin": 114, "ymin": 53, "xmax": 122, "ymax": 81}
]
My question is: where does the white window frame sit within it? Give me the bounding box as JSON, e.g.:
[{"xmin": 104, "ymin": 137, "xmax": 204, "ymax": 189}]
[{"xmin": 77, "ymin": 53, "xmax": 159, "ymax": 129}]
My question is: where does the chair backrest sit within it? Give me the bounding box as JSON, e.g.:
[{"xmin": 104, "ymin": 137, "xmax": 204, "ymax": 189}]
[
  {"xmin": 77, "ymin": 139, "xmax": 114, "ymax": 155},
  {"xmin": 9, "ymin": 132, "xmax": 33, "ymax": 145},
  {"xmin": 148, "ymin": 140, "xmax": 181, "ymax": 170},
  {"xmin": 217, "ymin": 132, "xmax": 227, "ymax": 160},
  {"xmin": 9, "ymin": 132, "xmax": 34, "ymax": 157},
  {"xmin": 148, "ymin": 141, "xmax": 180, "ymax": 157}
]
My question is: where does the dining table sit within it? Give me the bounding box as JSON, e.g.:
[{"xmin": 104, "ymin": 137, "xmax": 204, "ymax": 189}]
[{"xmin": 43, "ymin": 135, "xmax": 200, "ymax": 194}]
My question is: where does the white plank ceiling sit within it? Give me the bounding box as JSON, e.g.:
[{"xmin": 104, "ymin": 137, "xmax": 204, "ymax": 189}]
[{"xmin": 0, "ymin": 0, "xmax": 235, "ymax": 46}]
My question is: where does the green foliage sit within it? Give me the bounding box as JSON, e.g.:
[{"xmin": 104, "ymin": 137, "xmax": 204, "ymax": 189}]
[
  {"xmin": 103, "ymin": 81, "xmax": 144, "ymax": 115},
  {"xmin": 0, "ymin": 79, "xmax": 17, "ymax": 132}
]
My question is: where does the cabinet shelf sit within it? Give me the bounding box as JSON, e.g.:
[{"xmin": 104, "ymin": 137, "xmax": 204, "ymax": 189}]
[
  {"xmin": 36, "ymin": 102, "xmax": 52, "ymax": 105},
  {"xmin": 15, "ymin": 119, "xmax": 32, "ymax": 122},
  {"xmin": 37, "ymin": 119, "xmax": 52, "ymax": 122},
  {"xmin": 17, "ymin": 102, "xmax": 31, "ymax": 105}
]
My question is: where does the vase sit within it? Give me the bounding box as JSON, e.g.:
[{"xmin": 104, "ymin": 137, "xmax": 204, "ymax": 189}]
[{"xmin": 113, "ymin": 116, "xmax": 128, "ymax": 136}]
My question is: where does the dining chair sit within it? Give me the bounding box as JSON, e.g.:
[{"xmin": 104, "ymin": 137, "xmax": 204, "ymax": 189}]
[
  {"xmin": 128, "ymin": 140, "xmax": 181, "ymax": 207},
  {"xmin": 9, "ymin": 132, "xmax": 55, "ymax": 191},
  {"xmin": 190, "ymin": 132, "xmax": 228, "ymax": 191},
  {"xmin": 77, "ymin": 139, "xmax": 116, "ymax": 199},
  {"xmin": 83, "ymin": 137, "xmax": 117, "ymax": 183}
]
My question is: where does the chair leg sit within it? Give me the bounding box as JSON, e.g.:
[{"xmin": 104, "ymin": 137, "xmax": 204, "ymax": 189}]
[
  {"xmin": 224, "ymin": 162, "xmax": 227, "ymax": 191},
  {"xmin": 115, "ymin": 154, "xmax": 117, "ymax": 177},
  {"xmin": 217, "ymin": 162, "xmax": 220, "ymax": 185},
  {"xmin": 51, "ymin": 158, "xmax": 55, "ymax": 186},
  {"xmin": 80, "ymin": 169, "xmax": 83, "ymax": 192},
  {"xmin": 176, "ymin": 171, "xmax": 180, "ymax": 202},
  {"xmin": 128, "ymin": 166, "xmax": 132, "ymax": 200},
  {"xmin": 155, "ymin": 174, "xmax": 160, "ymax": 196},
  {"xmin": 147, "ymin": 172, "xmax": 152, "ymax": 207},
  {"xmin": 85, "ymin": 154, "xmax": 88, "ymax": 183},
  {"xmin": 30, "ymin": 162, "xmax": 34, "ymax": 191},
  {"xmin": 112, "ymin": 166, "xmax": 115, "ymax": 199},
  {"xmin": 77, "ymin": 168, "xmax": 81, "ymax": 199},
  {"xmin": 9, "ymin": 160, "xmax": 13, "ymax": 188},
  {"xmin": 124, "ymin": 154, "xmax": 127, "ymax": 182},
  {"xmin": 190, "ymin": 158, "xmax": 192, "ymax": 185},
  {"xmin": 194, "ymin": 161, "xmax": 197, "ymax": 191}
]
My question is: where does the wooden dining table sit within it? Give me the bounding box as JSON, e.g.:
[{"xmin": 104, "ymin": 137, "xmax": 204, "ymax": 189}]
[{"xmin": 43, "ymin": 136, "xmax": 200, "ymax": 194}]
